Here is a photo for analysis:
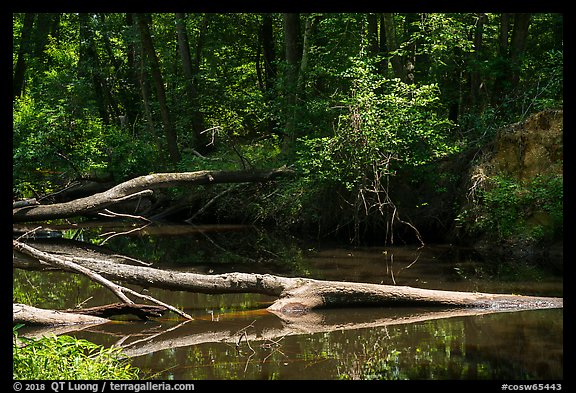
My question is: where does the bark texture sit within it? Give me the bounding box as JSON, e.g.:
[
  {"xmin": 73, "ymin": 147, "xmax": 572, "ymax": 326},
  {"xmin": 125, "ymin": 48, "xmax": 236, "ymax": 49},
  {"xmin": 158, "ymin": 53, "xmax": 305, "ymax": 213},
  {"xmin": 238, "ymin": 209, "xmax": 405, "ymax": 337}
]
[
  {"xmin": 13, "ymin": 303, "xmax": 109, "ymax": 326},
  {"xmin": 13, "ymin": 167, "xmax": 294, "ymax": 222},
  {"xmin": 14, "ymin": 240, "xmax": 563, "ymax": 317}
]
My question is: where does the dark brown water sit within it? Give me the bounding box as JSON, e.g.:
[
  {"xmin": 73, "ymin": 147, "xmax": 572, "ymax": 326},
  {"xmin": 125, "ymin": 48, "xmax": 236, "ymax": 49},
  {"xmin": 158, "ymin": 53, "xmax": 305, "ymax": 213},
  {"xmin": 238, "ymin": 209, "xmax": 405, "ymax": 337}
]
[{"xmin": 13, "ymin": 224, "xmax": 563, "ymax": 380}]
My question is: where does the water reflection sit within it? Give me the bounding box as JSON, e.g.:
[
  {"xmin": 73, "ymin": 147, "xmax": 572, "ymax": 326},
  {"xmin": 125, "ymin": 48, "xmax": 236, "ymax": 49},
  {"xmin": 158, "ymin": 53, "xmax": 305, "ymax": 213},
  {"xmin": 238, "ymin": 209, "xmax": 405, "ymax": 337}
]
[{"xmin": 123, "ymin": 308, "xmax": 564, "ymax": 380}]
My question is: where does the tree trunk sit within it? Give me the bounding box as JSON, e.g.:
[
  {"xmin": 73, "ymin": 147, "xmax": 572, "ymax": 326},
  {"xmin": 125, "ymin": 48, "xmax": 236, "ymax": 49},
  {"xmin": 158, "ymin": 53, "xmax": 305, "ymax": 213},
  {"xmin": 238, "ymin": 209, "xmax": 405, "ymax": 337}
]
[
  {"xmin": 78, "ymin": 13, "xmax": 109, "ymax": 124},
  {"xmin": 468, "ymin": 13, "xmax": 487, "ymax": 111},
  {"xmin": 260, "ymin": 13, "xmax": 276, "ymax": 91},
  {"xmin": 382, "ymin": 13, "xmax": 406, "ymax": 83},
  {"xmin": 498, "ymin": 13, "xmax": 512, "ymax": 57},
  {"xmin": 296, "ymin": 15, "xmax": 314, "ymax": 95},
  {"xmin": 175, "ymin": 13, "xmax": 207, "ymax": 150},
  {"xmin": 135, "ymin": 13, "xmax": 181, "ymax": 162},
  {"xmin": 32, "ymin": 13, "xmax": 56, "ymax": 58},
  {"xmin": 123, "ymin": 13, "xmax": 143, "ymax": 131},
  {"xmin": 378, "ymin": 14, "xmax": 389, "ymax": 74},
  {"xmin": 13, "ymin": 13, "xmax": 35, "ymax": 98},
  {"xmin": 283, "ymin": 13, "xmax": 300, "ymax": 151},
  {"xmin": 63, "ymin": 303, "xmax": 167, "ymax": 320},
  {"xmin": 509, "ymin": 13, "xmax": 531, "ymax": 89},
  {"xmin": 283, "ymin": 13, "xmax": 316, "ymax": 153},
  {"xmin": 13, "ymin": 303, "xmax": 167, "ymax": 326},
  {"xmin": 13, "ymin": 167, "xmax": 295, "ymax": 222},
  {"xmin": 14, "ymin": 240, "xmax": 563, "ymax": 315},
  {"xmin": 14, "ymin": 13, "xmax": 59, "ymax": 98},
  {"xmin": 492, "ymin": 13, "xmax": 531, "ymax": 106}
]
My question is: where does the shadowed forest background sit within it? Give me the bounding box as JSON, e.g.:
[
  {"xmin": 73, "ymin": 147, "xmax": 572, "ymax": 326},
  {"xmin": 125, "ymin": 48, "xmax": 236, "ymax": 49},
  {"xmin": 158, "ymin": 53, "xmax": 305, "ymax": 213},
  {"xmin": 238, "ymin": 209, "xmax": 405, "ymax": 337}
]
[{"xmin": 13, "ymin": 13, "xmax": 563, "ymax": 253}]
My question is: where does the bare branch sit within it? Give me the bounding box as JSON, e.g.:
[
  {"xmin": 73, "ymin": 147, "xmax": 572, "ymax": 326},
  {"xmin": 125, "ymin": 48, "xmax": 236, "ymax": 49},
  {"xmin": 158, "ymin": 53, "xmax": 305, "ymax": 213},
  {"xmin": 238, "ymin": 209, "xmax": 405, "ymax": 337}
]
[
  {"xmin": 14, "ymin": 240, "xmax": 133, "ymax": 304},
  {"xmin": 13, "ymin": 240, "xmax": 193, "ymax": 320}
]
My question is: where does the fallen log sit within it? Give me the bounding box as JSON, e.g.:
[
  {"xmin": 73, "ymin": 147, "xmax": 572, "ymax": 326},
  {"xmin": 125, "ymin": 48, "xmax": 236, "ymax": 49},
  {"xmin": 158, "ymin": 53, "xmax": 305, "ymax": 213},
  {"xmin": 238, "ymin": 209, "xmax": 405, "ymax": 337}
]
[
  {"xmin": 14, "ymin": 303, "xmax": 168, "ymax": 327},
  {"xmin": 12, "ymin": 167, "xmax": 294, "ymax": 222},
  {"xmin": 13, "ymin": 303, "xmax": 109, "ymax": 326},
  {"xmin": 14, "ymin": 241, "xmax": 563, "ymax": 316}
]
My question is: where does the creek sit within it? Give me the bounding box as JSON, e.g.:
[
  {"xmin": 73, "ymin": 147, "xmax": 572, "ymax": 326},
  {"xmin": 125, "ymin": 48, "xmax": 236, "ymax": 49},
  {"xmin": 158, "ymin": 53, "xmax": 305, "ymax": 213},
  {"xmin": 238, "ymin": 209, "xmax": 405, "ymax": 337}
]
[{"xmin": 13, "ymin": 223, "xmax": 563, "ymax": 380}]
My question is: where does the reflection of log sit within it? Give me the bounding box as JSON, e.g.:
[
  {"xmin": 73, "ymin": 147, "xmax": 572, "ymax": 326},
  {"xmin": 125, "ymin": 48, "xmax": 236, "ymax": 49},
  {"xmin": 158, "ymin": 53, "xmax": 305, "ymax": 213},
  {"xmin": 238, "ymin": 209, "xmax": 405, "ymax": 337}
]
[
  {"xmin": 14, "ymin": 241, "xmax": 563, "ymax": 315},
  {"xmin": 14, "ymin": 222, "xmax": 252, "ymax": 238},
  {"xmin": 109, "ymin": 307, "xmax": 560, "ymax": 358},
  {"xmin": 16, "ymin": 306, "xmax": 562, "ymax": 359},
  {"xmin": 13, "ymin": 303, "xmax": 108, "ymax": 326},
  {"xmin": 13, "ymin": 168, "xmax": 294, "ymax": 222}
]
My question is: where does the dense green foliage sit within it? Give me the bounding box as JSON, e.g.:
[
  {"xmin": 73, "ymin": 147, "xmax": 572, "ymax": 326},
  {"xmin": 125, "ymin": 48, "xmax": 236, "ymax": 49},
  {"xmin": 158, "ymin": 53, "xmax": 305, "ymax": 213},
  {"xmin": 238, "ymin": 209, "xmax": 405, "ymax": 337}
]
[
  {"xmin": 13, "ymin": 326, "xmax": 140, "ymax": 380},
  {"xmin": 458, "ymin": 174, "xmax": 563, "ymax": 243},
  {"xmin": 13, "ymin": 12, "xmax": 563, "ymax": 240}
]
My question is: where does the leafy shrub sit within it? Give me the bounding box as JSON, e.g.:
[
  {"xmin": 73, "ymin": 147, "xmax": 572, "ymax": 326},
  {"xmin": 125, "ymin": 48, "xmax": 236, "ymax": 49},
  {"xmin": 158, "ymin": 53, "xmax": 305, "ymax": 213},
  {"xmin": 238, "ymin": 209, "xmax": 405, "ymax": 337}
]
[
  {"xmin": 13, "ymin": 94, "xmax": 162, "ymax": 198},
  {"xmin": 290, "ymin": 57, "xmax": 460, "ymax": 240},
  {"xmin": 458, "ymin": 174, "xmax": 563, "ymax": 242},
  {"xmin": 13, "ymin": 95, "xmax": 108, "ymax": 196},
  {"xmin": 13, "ymin": 326, "xmax": 140, "ymax": 380}
]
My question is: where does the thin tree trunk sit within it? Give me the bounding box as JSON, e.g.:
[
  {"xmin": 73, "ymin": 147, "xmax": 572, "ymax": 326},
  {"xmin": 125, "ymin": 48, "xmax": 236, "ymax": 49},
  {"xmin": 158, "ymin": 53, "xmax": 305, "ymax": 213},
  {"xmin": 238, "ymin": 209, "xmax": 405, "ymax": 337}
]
[
  {"xmin": 261, "ymin": 13, "xmax": 276, "ymax": 90},
  {"xmin": 296, "ymin": 15, "xmax": 314, "ymax": 95},
  {"xmin": 283, "ymin": 13, "xmax": 300, "ymax": 151},
  {"xmin": 469, "ymin": 13, "xmax": 487, "ymax": 110},
  {"xmin": 78, "ymin": 13, "xmax": 109, "ymax": 124},
  {"xmin": 498, "ymin": 13, "xmax": 512, "ymax": 57},
  {"xmin": 378, "ymin": 14, "xmax": 389, "ymax": 74},
  {"xmin": 509, "ymin": 13, "xmax": 531, "ymax": 89},
  {"xmin": 283, "ymin": 13, "xmax": 316, "ymax": 153},
  {"xmin": 13, "ymin": 13, "xmax": 35, "ymax": 98},
  {"xmin": 175, "ymin": 13, "xmax": 207, "ymax": 150},
  {"xmin": 135, "ymin": 13, "xmax": 181, "ymax": 162},
  {"xmin": 123, "ymin": 13, "xmax": 142, "ymax": 130},
  {"xmin": 382, "ymin": 13, "xmax": 406, "ymax": 82},
  {"xmin": 138, "ymin": 44, "xmax": 157, "ymax": 137}
]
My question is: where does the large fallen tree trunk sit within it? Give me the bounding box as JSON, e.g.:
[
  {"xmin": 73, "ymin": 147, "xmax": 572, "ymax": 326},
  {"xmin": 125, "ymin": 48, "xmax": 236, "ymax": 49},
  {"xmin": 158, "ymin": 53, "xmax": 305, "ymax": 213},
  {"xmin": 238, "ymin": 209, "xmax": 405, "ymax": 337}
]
[
  {"xmin": 14, "ymin": 240, "xmax": 563, "ymax": 326},
  {"xmin": 13, "ymin": 167, "xmax": 294, "ymax": 222}
]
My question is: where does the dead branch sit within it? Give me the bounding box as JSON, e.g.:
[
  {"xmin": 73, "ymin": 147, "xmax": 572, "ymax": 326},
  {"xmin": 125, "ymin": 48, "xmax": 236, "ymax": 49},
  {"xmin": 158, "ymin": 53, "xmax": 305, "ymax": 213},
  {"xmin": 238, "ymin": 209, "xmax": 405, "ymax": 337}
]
[
  {"xmin": 13, "ymin": 239, "xmax": 193, "ymax": 321},
  {"xmin": 13, "ymin": 240, "xmax": 133, "ymax": 304}
]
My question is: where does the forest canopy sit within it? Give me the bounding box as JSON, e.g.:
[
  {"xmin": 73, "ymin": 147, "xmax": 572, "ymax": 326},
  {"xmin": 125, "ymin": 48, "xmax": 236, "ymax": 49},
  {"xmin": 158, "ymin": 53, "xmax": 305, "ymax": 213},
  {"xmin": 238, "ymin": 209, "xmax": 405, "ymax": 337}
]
[{"xmin": 12, "ymin": 12, "xmax": 563, "ymax": 243}]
